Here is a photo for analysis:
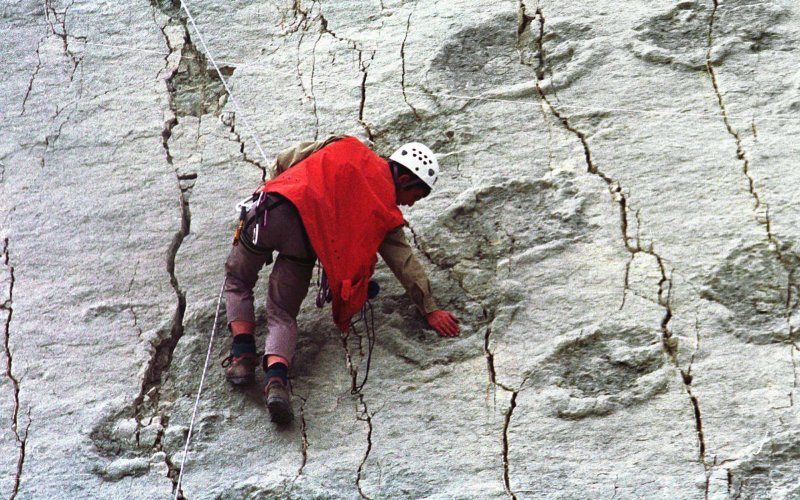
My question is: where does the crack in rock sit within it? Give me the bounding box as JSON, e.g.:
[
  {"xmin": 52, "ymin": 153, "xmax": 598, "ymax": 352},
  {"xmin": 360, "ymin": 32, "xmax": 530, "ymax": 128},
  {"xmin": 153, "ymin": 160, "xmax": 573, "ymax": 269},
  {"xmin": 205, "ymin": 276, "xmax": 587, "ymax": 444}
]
[
  {"xmin": 288, "ymin": 0, "xmax": 322, "ymax": 140},
  {"xmin": 289, "ymin": 2, "xmax": 378, "ymax": 141},
  {"xmin": 704, "ymin": 0, "xmax": 798, "ymax": 272},
  {"xmin": 316, "ymin": 9, "xmax": 375, "ymax": 142},
  {"xmin": 705, "ymin": 1, "xmax": 762, "ymax": 218},
  {"xmin": 308, "ymin": 32, "xmax": 323, "ymax": 140},
  {"xmin": 137, "ymin": 7, "xmax": 200, "ymax": 496},
  {"xmin": 408, "ymin": 179, "xmax": 572, "ymax": 494},
  {"xmin": 406, "ymin": 221, "xmax": 496, "ymax": 373},
  {"xmin": 400, "ymin": 8, "xmax": 421, "ymax": 121},
  {"xmin": 705, "ymin": 1, "xmax": 800, "ymax": 409},
  {"xmin": 20, "ymin": 36, "xmax": 46, "ymax": 116},
  {"xmin": 355, "ymin": 393, "xmax": 373, "ymax": 499},
  {"xmin": 337, "ymin": 321, "xmax": 375, "ymax": 498},
  {"xmin": 44, "ymin": 0, "xmax": 86, "ymax": 83},
  {"xmin": 2, "ymin": 239, "xmax": 30, "ymax": 500},
  {"xmin": 357, "ymin": 50, "xmax": 377, "ymax": 143},
  {"xmin": 502, "ymin": 391, "xmax": 518, "ymax": 500},
  {"xmin": 219, "ymin": 112, "xmax": 268, "ymax": 179},
  {"xmin": 85, "ymin": 5, "xmax": 212, "ymax": 495},
  {"xmin": 521, "ymin": 6, "xmax": 709, "ymax": 466}
]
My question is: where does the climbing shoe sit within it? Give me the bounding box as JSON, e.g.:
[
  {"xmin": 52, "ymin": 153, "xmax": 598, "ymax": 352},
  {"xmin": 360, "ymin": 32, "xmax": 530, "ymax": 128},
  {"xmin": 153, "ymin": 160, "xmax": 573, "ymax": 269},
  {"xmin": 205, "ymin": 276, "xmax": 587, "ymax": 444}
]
[
  {"xmin": 264, "ymin": 380, "xmax": 294, "ymax": 424},
  {"xmin": 222, "ymin": 352, "xmax": 258, "ymax": 385},
  {"xmin": 222, "ymin": 334, "xmax": 257, "ymax": 385}
]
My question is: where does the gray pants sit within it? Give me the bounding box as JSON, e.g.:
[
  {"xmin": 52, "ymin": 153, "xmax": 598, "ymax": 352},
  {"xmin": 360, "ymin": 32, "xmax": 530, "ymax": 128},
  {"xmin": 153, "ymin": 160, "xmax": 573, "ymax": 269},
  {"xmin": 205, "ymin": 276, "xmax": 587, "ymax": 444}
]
[{"xmin": 224, "ymin": 194, "xmax": 315, "ymax": 363}]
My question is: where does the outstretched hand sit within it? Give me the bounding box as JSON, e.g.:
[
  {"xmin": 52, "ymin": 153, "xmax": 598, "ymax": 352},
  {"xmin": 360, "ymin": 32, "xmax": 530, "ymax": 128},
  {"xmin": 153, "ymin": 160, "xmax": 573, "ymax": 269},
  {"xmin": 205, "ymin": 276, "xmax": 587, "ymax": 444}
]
[{"xmin": 426, "ymin": 309, "xmax": 460, "ymax": 337}]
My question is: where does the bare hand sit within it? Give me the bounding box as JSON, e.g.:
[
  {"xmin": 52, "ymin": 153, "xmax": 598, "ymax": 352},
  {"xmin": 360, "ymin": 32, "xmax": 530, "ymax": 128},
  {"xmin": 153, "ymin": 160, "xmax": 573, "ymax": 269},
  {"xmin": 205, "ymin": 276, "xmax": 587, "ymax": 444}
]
[{"xmin": 426, "ymin": 310, "xmax": 460, "ymax": 337}]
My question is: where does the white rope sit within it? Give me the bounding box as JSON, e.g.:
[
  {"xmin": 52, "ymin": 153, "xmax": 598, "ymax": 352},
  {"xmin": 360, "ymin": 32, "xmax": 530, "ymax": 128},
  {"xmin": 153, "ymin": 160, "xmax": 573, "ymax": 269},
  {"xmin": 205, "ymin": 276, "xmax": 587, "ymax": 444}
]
[
  {"xmin": 173, "ymin": 277, "xmax": 227, "ymax": 500},
  {"xmin": 178, "ymin": 0, "xmax": 270, "ymax": 165}
]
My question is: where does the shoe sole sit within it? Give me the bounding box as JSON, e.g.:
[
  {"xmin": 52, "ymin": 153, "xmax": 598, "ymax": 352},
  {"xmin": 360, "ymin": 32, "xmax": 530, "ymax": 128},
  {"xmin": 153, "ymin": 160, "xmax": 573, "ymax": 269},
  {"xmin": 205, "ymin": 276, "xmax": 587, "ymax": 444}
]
[{"xmin": 267, "ymin": 397, "xmax": 294, "ymax": 424}]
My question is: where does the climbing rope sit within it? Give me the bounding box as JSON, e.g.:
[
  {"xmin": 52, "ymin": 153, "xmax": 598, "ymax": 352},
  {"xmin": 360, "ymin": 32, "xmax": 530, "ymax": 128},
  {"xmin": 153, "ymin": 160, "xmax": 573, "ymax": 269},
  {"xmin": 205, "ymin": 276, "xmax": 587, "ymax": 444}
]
[
  {"xmin": 173, "ymin": 277, "xmax": 226, "ymax": 500},
  {"xmin": 178, "ymin": 0, "xmax": 270, "ymax": 165},
  {"xmin": 350, "ymin": 300, "xmax": 377, "ymax": 394}
]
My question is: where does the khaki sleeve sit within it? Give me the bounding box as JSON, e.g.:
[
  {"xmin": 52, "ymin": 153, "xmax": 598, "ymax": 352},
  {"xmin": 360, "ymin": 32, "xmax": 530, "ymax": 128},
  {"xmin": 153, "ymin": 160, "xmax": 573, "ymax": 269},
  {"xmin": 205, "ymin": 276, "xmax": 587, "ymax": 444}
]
[
  {"xmin": 269, "ymin": 135, "xmax": 346, "ymax": 179},
  {"xmin": 378, "ymin": 226, "xmax": 438, "ymax": 315}
]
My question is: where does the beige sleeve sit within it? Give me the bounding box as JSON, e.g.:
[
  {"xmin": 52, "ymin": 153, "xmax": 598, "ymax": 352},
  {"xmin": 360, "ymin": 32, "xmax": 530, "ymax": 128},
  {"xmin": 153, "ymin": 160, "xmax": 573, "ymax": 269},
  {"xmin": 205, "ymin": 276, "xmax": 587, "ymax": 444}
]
[
  {"xmin": 378, "ymin": 226, "xmax": 438, "ymax": 315},
  {"xmin": 269, "ymin": 135, "xmax": 346, "ymax": 178}
]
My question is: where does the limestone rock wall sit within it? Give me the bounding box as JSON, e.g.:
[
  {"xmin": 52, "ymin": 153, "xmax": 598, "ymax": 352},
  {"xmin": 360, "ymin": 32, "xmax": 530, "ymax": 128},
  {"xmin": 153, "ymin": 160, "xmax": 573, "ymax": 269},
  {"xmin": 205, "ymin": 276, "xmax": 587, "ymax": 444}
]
[{"xmin": 1, "ymin": 0, "xmax": 799, "ymax": 498}]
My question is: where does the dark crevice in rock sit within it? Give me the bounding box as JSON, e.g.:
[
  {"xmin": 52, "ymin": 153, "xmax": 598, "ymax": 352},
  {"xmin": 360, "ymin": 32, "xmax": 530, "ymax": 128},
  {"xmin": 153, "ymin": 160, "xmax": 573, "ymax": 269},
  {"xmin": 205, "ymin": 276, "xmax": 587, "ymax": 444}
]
[
  {"xmin": 484, "ymin": 325, "xmax": 497, "ymax": 385},
  {"xmin": 405, "ymin": 222, "xmax": 435, "ymax": 265},
  {"xmin": 409, "ymin": 211, "xmax": 522, "ymax": 496},
  {"xmin": 292, "ymin": 2, "xmax": 381, "ymax": 141},
  {"xmin": 528, "ymin": 6, "xmax": 710, "ymax": 466},
  {"xmin": 288, "ymin": 2, "xmax": 326, "ymax": 140},
  {"xmin": 126, "ymin": 6, "xmax": 199, "ymax": 496},
  {"xmin": 502, "ymin": 391, "xmax": 518, "ymax": 500},
  {"xmin": 220, "ymin": 113, "xmax": 268, "ymax": 180},
  {"xmin": 292, "ymin": 2, "xmax": 317, "ymax": 138},
  {"xmin": 533, "ymin": 61, "xmax": 677, "ymax": 352},
  {"xmin": 289, "ymin": 0, "xmax": 312, "ymax": 33},
  {"xmin": 688, "ymin": 386, "xmax": 706, "ymax": 460},
  {"xmin": 2, "ymin": 239, "xmax": 30, "ymax": 500},
  {"xmin": 126, "ymin": 261, "xmax": 144, "ymax": 339},
  {"xmin": 340, "ymin": 332, "xmax": 361, "ymax": 394},
  {"xmin": 338, "ymin": 320, "xmax": 374, "ymax": 497},
  {"xmin": 44, "ymin": 103, "xmax": 77, "ymax": 150},
  {"xmin": 355, "ymin": 394, "xmax": 373, "ymax": 500},
  {"xmin": 358, "ymin": 51, "xmax": 376, "ymax": 143},
  {"xmin": 620, "ymin": 252, "xmax": 634, "ymax": 311},
  {"xmin": 705, "ymin": 0, "xmax": 797, "ymax": 269},
  {"xmin": 517, "ymin": 1, "xmax": 535, "ymax": 37},
  {"xmin": 316, "ymin": 10, "xmax": 375, "ymax": 142},
  {"xmin": 20, "ymin": 36, "xmax": 46, "ymax": 117},
  {"xmin": 706, "ymin": 0, "xmax": 800, "ymax": 408},
  {"xmin": 44, "ymin": 0, "xmax": 86, "ymax": 83},
  {"xmin": 309, "ymin": 32, "xmax": 323, "ymax": 141},
  {"xmin": 400, "ymin": 9, "xmax": 421, "ymax": 121},
  {"xmin": 705, "ymin": 0, "xmax": 760, "ymax": 211}
]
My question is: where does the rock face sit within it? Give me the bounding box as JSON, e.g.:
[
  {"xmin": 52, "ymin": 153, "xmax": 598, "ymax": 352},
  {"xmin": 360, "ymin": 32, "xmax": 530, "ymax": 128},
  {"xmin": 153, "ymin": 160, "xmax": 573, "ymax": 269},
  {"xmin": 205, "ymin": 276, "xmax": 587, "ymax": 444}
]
[{"xmin": 1, "ymin": 0, "xmax": 799, "ymax": 498}]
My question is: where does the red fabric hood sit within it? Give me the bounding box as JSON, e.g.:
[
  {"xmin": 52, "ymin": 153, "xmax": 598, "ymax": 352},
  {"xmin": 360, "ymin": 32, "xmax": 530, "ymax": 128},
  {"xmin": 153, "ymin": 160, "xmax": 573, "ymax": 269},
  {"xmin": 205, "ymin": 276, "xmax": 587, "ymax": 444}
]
[{"xmin": 264, "ymin": 137, "xmax": 404, "ymax": 331}]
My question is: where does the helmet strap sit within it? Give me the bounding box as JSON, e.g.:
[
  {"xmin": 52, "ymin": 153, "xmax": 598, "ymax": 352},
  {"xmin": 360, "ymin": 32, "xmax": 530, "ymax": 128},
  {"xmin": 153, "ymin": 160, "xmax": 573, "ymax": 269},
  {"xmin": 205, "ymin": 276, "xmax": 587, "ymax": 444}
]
[{"xmin": 390, "ymin": 160, "xmax": 428, "ymax": 191}]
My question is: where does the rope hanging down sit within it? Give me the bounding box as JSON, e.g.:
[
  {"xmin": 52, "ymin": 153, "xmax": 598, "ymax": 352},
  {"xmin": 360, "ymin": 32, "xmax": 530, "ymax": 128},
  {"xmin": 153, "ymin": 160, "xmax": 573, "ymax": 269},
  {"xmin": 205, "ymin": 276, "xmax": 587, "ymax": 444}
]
[
  {"xmin": 173, "ymin": 277, "xmax": 227, "ymax": 499},
  {"xmin": 178, "ymin": 0, "xmax": 270, "ymax": 166},
  {"xmin": 171, "ymin": 2, "xmax": 273, "ymax": 497}
]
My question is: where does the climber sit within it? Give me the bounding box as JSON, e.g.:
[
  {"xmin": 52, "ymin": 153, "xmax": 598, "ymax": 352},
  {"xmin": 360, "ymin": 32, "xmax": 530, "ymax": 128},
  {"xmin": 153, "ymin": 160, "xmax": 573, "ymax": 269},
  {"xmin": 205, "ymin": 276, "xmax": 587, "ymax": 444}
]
[{"xmin": 222, "ymin": 135, "xmax": 460, "ymax": 424}]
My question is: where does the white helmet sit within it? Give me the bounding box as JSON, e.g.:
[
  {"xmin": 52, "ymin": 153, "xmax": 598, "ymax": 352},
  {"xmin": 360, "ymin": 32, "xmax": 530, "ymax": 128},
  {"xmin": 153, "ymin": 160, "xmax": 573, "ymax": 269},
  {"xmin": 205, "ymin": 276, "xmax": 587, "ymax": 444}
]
[{"xmin": 389, "ymin": 142, "xmax": 439, "ymax": 189}]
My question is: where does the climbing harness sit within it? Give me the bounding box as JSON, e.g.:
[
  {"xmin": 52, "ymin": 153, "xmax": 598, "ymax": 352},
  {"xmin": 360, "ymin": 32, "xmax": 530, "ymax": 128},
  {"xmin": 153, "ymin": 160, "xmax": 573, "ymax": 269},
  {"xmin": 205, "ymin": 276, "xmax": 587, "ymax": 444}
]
[{"xmin": 173, "ymin": 276, "xmax": 226, "ymax": 500}]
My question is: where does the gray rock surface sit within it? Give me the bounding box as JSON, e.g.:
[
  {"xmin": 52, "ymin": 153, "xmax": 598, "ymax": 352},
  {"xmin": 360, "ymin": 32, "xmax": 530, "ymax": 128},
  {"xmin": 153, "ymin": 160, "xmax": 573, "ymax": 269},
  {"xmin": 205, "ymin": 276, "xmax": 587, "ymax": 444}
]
[{"xmin": 1, "ymin": 0, "xmax": 799, "ymax": 498}]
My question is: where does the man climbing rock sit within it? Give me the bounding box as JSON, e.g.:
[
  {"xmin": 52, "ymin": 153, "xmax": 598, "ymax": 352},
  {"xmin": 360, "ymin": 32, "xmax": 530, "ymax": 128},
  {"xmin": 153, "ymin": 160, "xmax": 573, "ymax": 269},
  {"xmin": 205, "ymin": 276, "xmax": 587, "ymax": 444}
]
[{"xmin": 222, "ymin": 135, "xmax": 460, "ymax": 424}]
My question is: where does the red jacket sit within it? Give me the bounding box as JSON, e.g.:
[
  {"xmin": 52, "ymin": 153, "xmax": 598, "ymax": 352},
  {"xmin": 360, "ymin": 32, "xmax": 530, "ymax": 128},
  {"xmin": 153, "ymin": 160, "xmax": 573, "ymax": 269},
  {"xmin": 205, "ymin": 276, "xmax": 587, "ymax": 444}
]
[{"xmin": 263, "ymin": 137, "xmax": 404, "ymax": 331}]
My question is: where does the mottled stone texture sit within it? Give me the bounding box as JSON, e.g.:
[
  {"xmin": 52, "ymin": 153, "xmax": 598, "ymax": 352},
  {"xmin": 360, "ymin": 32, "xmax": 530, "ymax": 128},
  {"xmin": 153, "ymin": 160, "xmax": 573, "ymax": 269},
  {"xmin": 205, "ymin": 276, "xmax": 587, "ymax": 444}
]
[{"xmin": 1, "ymin": 0, "xmax": 799, "ymax": 498}]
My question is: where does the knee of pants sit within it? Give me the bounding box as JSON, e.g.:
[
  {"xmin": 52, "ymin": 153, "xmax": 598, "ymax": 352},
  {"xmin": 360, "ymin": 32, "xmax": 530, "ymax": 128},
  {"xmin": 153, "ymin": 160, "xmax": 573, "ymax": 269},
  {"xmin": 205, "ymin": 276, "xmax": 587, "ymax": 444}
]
[{"xmin": 225, "ymin": 246, "xmax": 269, "ymax": 290}]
